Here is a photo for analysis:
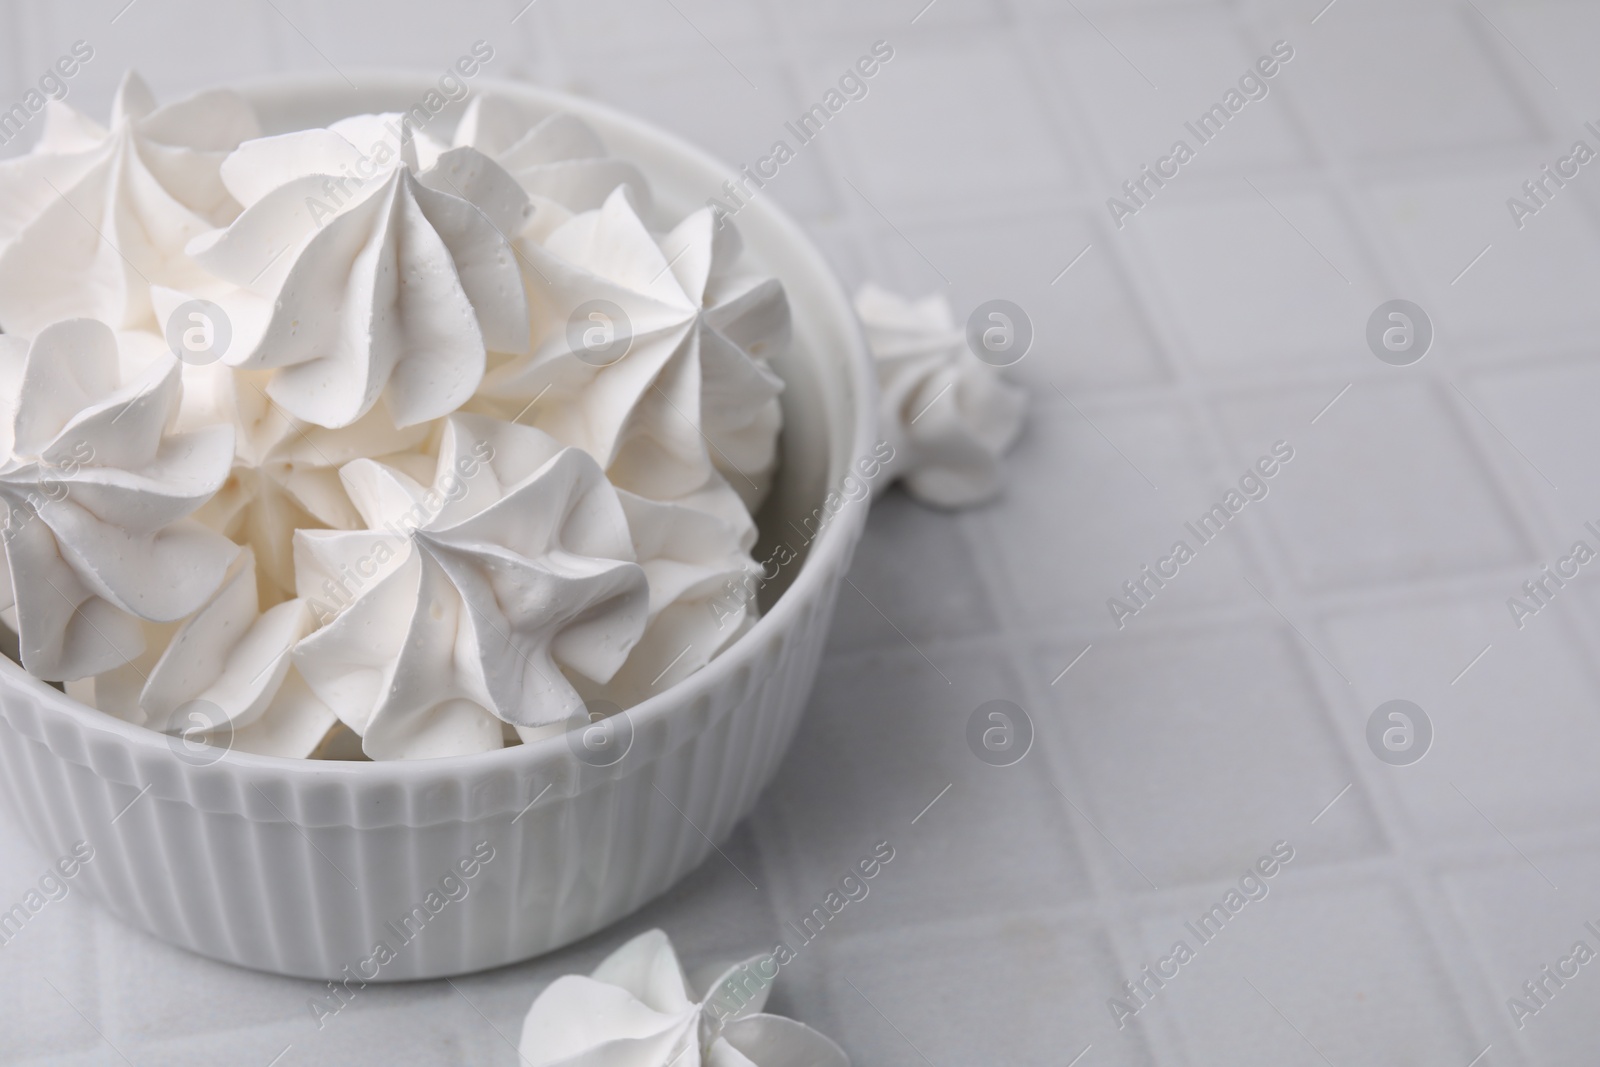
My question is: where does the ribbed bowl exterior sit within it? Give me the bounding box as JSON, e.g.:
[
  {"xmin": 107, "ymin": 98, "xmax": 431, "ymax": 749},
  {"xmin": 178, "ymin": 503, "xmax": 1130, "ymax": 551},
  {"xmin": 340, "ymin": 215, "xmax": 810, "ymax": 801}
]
[
  {"xmin": 0, "ymin": 73, "xmax": 874, "ymax": 981},
  {"xmin": 0, "ymin": 559, "xmax": 846, "ymax": 980}
]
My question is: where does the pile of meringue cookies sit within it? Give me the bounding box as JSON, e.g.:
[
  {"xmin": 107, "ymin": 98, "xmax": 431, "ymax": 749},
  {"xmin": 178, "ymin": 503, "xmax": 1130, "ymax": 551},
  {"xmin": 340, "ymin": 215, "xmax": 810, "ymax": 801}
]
[{"xmin": 0, "ymin": 71, "xmax": 1024, "ymax": 762}]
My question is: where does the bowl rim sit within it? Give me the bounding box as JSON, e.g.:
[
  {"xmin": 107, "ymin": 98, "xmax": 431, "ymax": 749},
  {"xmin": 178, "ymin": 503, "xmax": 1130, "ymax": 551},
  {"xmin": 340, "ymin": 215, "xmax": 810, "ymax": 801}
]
[{"xmin": 0, "ymin": 69, "xmax": 877, "ymax": 785}]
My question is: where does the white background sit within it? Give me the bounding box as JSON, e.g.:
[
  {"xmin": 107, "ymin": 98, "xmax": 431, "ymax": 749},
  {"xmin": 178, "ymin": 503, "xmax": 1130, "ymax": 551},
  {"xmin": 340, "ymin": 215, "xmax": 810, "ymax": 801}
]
[{"xmin": 5, "ymin": 0, "xmax": 1600, "ymax": 1064}]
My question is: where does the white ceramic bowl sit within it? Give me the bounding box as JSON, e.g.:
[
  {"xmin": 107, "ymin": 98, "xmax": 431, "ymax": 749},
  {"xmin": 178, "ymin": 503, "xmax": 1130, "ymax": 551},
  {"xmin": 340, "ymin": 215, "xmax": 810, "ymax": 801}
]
[{"xmin": 0, "ymin": 72, "xmax": 875, "ymax": 980}]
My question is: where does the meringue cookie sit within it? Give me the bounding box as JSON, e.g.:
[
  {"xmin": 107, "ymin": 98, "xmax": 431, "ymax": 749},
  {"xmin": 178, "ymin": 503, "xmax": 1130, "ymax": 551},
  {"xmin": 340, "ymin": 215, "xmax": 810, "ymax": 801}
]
[
  {"xmin": 0, "ymin": 71, "xmax": 260, "ymax": 336},
  {"xmin": 292, "ymin": 414, "xmax": 649, "ymax": 760},
  {"xmin": 452, "ymin": 95, "xmax": 653, "ymax": 218},
  {"xmin": 194, "ymin": 413, "xmax": 432, "ymax": 604},
  {"xmin": 477, "ymin": 186, "xmax": 785, "ymax": 511},
  {"xmin": 66, "ymin": 556, "xmax": 336, "ymax": 762},
  {"xmin": 518, "ymin": 929, "xmax": 849, "ymax": 1067},
  {"xmin": 855, "ymin": 284, "xmax": 1026, "ymax": 508},
  {"xmin": 70, "ymin": 546, "xmax": 334, "ymax": 757},
  {"xmin": 675, "ymin": 213, "xmax": 788, "ymax": 510},
  {"xmin": 149, "ymin": 285, "xmax": 434, "ymax": 600},
  {"xmin": 0, "ymin": 319, "xmax": 237, "ymax": 680},
  {"xmin": 589, "ymin": 482, "xmax": 761, "ymax": 706},
  {"xmin": 188, "ymin": 114, "xmax": 532, "ymax": 429},
  {"xmin": 61, "ymin": 618, "xmax": 177, "ymax": 727}
]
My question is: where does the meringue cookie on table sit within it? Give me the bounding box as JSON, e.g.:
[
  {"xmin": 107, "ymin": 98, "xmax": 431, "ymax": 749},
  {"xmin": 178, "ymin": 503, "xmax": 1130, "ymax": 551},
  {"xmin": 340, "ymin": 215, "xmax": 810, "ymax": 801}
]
[
  {"xmin": 0, "ymin": 71, "xmax": 260, "ymax": 336},
  {"xmin": 477, "ymin": 186, "xmax": 785, "ymax": 511},
  {"xmin": 451, "ymin": 94, "xmax": 653, "ymax": 220},
  {"xmin": 292, "ymin": 414, "xmax": 649, "ymax": 760},
  {"xmin": 0, "ymin": 319, "xmax": 237, "ymax": 681},
  {"xmin": 187, "ymin": 113, "xmax": 532, "ymax": 429},
  {"xmin": 855, "ymin": 284, "xmax": 1026, "ymax": 509},
  {"xmin": 518, "ymin": 928, "xmax": 849, "ymax": 1067}
]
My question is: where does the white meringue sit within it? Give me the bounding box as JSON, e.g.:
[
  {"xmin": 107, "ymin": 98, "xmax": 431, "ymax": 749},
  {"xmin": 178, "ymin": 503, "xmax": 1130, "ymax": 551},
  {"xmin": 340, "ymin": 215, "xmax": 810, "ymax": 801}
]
[
  {"xmin": 518, "ymin": 929, "xmax": 849, "ymax": 1067},
  {"xmin": 855, "ymin": 284, "xmax": 1026, "ymax": 508},
  {"xmin": 0, "ymin": 319, "xmax": 237, "ymax": 681},
  {"xmin": 0, "ymin": 75, "xmax": 798, "ymax": 759},
  {"xmin": 452, "ymin": 95, "xmax": 653, "ymax": 218},
  {"xmin": 188, "ymin": 114, "xmax": 532, "ymax": 429},
  {"xmin": 148, "ymin": 285, "xmax": 433, "ymax": 601},
  {"xmin": 0, "ymin": 71, "xmax": 260, "ymax": 336},
  {"xmin": 590, "ymin": 483, "xmax": 761, "ymax": 706},
  {"xmin": 291, "ymin": 414, "xmax": 649, "ymax": 760},
  {"xmin": 62, "ymin": 621, "xmax": 171, "ymax": 726},
  {"xmin": 72, "ymin": 546, "xmax": 336, "ymax": 757},
  {"xmin": 476, "ymin": 186, "xmax": 785, "ymax": 511}
]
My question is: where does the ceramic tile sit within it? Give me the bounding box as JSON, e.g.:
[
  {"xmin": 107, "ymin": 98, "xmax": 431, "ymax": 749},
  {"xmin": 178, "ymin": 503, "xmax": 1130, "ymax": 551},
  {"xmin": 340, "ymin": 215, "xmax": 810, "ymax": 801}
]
[
  {"xmin": 1041, "ymin": 621, "xmax": 1384, "ymax": 891},
  {"xmin": 1323, "ymin": 594, "xmax": 1600, "ymax": 841},
  {"xmin": 826, "ymin": 489, "xmax": 1001, "ymax": 654},
  {"xmin": 975, "ymin": 398, "xmax": 1257, "ymax": 635},
  {"xmin": 819, "ymin": 914, "xmax": 1159, "ymax": 1067},
  {"xmin": 549, "ymin": 0, "xmax": 775, "ymax": 56},
  {"xmin": 1044, "ymin": 12, "xmax": 1312, "ymax": 182},
  {"xmin": 1502, "ymin": 0, "xmax": 1600, "ymax": 107},
  {"xmin": 573, "ymin": 52, "xmax": 839, "ymax": 222},
  {"xmin": 824, "ymin": 33, "xmax": 1079, "ymax": 214},
  {"xmin": 774, "ymin": 0, "xmax": 1003, "ymax": 37},
  {"xmin": 758, "ymin": 644, "xmax": 1094, "ymax": 933},
  {"xmin": 1283, "ymin": 0, "xmax": 1542, "ymax": 159},
  {"xmin": 1134, "ymin": 186, "xmax": 1385, "ymax": 373},
  {"xmin": 1215, "ymin": 381, "xmax": 1531, "ymax": 590},
  {"xmin": 886, "ymin": 208, "xmax": 1170, "ymax": 391},
  {"xmin": 1458, "ymin": 358, "xmax": 1600, "ymax": 531},
  {"xmin": 0, "ymin": 896, "xmax": 103, "ymax": 1061},
  {"xmin": 1367, "ymin": 172, "xmax": 1600, "ymax": 347},
  {"xmin": 1144, "ymin": 880, "xmax": 1484, "ymax": 1067},
  {"xmin": 1443, "ymin": 852, "xmax": 1600, "ymax": 1064}
]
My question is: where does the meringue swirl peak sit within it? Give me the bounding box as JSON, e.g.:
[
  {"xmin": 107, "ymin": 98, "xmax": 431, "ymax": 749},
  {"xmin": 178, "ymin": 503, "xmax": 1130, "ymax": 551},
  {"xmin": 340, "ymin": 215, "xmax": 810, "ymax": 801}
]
[
  {"xmin": 189, "ymin": 113, "xmax": 533, "ymax": 430},
  {"xmin": 292, "ymin": 415, "xmax": 650, "ymax": 760},
  {"xmin": 0, "ymin": 70, "xmax": 261, "ymax": 337}
]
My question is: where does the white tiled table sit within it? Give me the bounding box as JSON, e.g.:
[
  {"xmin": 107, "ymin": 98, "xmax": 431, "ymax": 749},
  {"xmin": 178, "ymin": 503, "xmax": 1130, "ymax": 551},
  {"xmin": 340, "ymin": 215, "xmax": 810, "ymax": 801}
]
[{"xmin": 5, "ymin": 0, "xmax": 1600, "ymax": 1063}]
